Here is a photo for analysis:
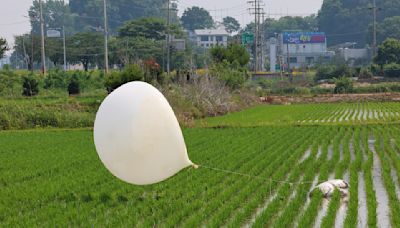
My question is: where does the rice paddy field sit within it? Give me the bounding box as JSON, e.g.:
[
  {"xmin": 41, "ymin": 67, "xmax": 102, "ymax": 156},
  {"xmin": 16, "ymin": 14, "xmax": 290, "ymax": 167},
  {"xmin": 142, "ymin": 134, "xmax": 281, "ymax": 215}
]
[{"xmin": 1, "ymin": 102, "xmax": 400, "ymax": 227}]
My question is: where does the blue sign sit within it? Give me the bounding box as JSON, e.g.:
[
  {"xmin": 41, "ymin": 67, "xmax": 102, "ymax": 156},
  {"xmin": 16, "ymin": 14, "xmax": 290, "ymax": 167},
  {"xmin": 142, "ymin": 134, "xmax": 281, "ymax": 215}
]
[{"xmin": 283, "ymin": 32, "xmax": 326, "ymax": 44}]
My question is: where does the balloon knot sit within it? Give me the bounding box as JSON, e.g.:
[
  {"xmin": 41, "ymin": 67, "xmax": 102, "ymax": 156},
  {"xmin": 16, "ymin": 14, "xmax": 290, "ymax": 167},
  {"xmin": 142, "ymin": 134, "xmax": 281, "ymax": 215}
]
[{"xmin": 192, "ymin": 164, "xmax": 199, "ymax": 169}]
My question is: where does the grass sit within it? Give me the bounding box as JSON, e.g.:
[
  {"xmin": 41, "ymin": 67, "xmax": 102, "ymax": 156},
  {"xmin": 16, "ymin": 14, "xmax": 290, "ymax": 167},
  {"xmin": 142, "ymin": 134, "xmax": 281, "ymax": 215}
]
[{"xmin": 1, "ymin": 102, "xmax": 400, "ymax": 226}]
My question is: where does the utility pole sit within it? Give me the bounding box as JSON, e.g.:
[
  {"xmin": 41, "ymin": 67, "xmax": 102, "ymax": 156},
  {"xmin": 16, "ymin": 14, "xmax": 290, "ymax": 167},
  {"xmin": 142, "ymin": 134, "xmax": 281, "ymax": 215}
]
[
  {"xmin": 287, "ymin": 42, "xmax": 292, "ymax": 82},
  {"xmin": 248, "ymin": 0, "xmax": 264, "ymax": 72},
  {"xmin": 165, "ymin": 0, "xmax": 178, "ymax": 75},
  {"xmin": 103, "ymin": 0, "xmax": 109, "ymax": 74},
  {"xmin": 166, "ymin": 0, "xmax": 171, "ymax": 75},
  {"xmin": 63, "ymin": 26, "xmax": 67, "ymax": 71},
  {"xmin": 370, "ymin": 0, "xmax": 382, "ymax": 58},
  {"xmin": 39, "ymin": 0, "xmax": 46, "ymax": 75}
]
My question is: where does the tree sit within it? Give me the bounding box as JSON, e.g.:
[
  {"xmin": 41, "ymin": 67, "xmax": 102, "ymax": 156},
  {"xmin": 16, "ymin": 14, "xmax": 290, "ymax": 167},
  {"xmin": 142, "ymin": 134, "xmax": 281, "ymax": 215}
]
[
  {"xmin": 222, "ymin": 17, "xmax": 240, "ymax": 34},
  {"xmin": 318, "ymin": 0, "xmax": 400, "ymax": 47},
  {"xmin": 68, "ymin": 32, "xmax": 104, "ymax": 71},
  {"xmin": 210, "ymin": 43, "xmax": 250, "ymax": 67},
  {"xmin": 117, "ymin": 17, "xmax": 181, "ymax": 40},
  {"xmin": 29, "ymin": 0, "xmax": 74, "ymax": 34},
  {"xmin": 375, "ymin": 38, "xmax": 400, "ymax": 66},
  {"xmin": 0, "ymin": 37, "xmax": 8, "ymax": 59},
  {"xmin": 13, "ymin": 34, "xmax": 41, "ymax": 70},
  {"xmin": 263, "ymin": 15, "xmax": 318, "ymax": 38},
  {"xmin": 69, "ymin": 0, "xmax": 171, "ymax": 34},
  {"xmin": 110, "ymin": 37, "xmax": 163, "ymax": 67},
  {"xmin": 375, "ymin": 16, "xmax": 400, "ymax": 44},
  {"xmin": 181, "ymin": 7, "xmax": 214, "ymax": 31}
]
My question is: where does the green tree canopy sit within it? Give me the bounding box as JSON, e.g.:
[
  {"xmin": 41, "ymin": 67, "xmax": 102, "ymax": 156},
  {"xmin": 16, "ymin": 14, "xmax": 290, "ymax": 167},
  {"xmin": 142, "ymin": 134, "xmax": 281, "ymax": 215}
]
[
  {"xmin": 318, "ymin": 0, "xmax": 400, "ymax": 47},
  {"xmin": 0, "ymin": 38, "xmax": 8, "ymax": 59},
  {"xmin": 69, "ymin": 0, "xmax": 170, "ymax": 34},
  {"xmin": 375, "ymin": 38, "xmax": 400, "ymax": 66},
  {"xmin": 376, "ymin": 16, "xmax": 400, "ymax": 44},
  {"xmin": 13, "ymin": 34, "xmax": 41, "ymax": 70},
  {"xmin": 210, "ymin": 43, "xmax": 250, "ymax": 67},
  {"xmin": 181, "ymin": 7, "xmax": 214, "ymax": 31},
  {"xmin": 29, "ymin": 0, "xmax": 74, "ymax": 34},
  {"xmin": 68, "ymin": 32, "xmax": 104, "ymax": 71},
  {"xmin": 222, "ymin": 16, "xmax": 241, "ymax": 34},
  {"xmin": 264, "ymin": 15, "xmax": 318, "ymax": 37}
]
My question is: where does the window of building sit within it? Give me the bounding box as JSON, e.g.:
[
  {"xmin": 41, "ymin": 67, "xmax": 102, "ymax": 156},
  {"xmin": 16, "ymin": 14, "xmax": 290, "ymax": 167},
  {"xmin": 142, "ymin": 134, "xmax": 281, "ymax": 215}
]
[
  {"xmin": 200, "ymin": 36, "xmax": 209, "ymax": 41},
  {"xmin": 289, "ymin": 57, "xmax": 297, "ymax": 63},
  {"xmin": 306, "ymin": 57, "xmax": 314, "ymax": 64},
  {"xmin": 216, "ymin": 36, "xmax": 223, "ymax": 42},
  {"xmin": 206, "ymin": 43, "xmax": 209, "ymax": 47}
]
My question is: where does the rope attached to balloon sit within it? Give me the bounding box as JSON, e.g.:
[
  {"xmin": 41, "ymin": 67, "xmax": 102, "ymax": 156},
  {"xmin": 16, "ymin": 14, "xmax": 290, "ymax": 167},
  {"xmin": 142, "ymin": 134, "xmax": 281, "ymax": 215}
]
[{"xmin": 195, "ymin": 164, "xmax": 315, "ymax": 185}]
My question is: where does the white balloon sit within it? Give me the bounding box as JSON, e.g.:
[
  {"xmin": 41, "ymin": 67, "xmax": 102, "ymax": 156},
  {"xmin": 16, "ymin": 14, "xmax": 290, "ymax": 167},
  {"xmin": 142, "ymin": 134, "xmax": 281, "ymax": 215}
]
[{"xmin": 94, "ymin": 81, "xmax": 194, "ymax": 185}]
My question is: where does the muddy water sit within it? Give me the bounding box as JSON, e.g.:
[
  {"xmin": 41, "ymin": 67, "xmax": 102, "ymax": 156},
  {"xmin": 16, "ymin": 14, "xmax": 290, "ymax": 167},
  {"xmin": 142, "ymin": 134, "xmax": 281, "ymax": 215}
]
[
  {"xmin": 352, "ymin": 109, "xmax": 358, "ymax": 121},
  {"xmin": 334, "ymin": 172, "xmax": 350, "ymax": 228},
  {"xmin": 369, "ymin": 138, "xmax": 391, "ymax": 228},
  {"xmin": 299, "ymin": 147, "xmax": 312, "ymax": 164},
  {"xmin": 368, "ymin": 111, "xmax": 373, "ymax": 119},
  {"xmin": 363, "ymin": 108, "xmax": 368, "ymax": 121},
  {"xmin": 358, "ymin": 172, "xmax": 368, "ymax": 228},
  {"xmin": 328, "ymin": 145, "xmax": 334, "ymax": 160},
  {"xmin": 358, "ymin": 109, "xmax": 364, "ymax": 121},
  {"xmin": 339, "ymin": 143, "xmax": 344, "ymax": 161},
  {"xmin": 316, "ymin": 146, "xmax": 323, "ymax": 159},
  {"xmin": 391, "ymin": 168, "xmax": 400, "ymax": 200},
  {"xmin": 339, "ymin": 110, "xmax": 349, "ymax": 122},
  {"xmin": 349, "ymin": 141, "xmax": 355, "ymax": 162},
  {"xmin": 313, "ymin": 173, "xmax": 335, "ymax": 228}
]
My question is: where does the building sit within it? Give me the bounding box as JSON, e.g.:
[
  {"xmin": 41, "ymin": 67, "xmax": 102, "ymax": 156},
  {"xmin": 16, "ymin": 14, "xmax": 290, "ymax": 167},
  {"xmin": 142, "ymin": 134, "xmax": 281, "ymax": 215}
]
[
  {"xmin": 270, "ymin": 32, "xmax": 334, "ymax": 72},
  {"xmin": 339, "ymin": 48, "xmax": 370, "ymax": 63},
  {"xmin": 193, "ymin": 29, "xmax": 229, "ymax": 48}
]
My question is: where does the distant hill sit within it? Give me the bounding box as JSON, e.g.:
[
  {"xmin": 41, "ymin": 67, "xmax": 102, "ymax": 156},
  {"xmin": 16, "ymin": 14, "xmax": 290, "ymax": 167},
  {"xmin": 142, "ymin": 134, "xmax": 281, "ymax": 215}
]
[{"xmin": 318, "ymin": 0, "xmax": 400, "ymax": 47}]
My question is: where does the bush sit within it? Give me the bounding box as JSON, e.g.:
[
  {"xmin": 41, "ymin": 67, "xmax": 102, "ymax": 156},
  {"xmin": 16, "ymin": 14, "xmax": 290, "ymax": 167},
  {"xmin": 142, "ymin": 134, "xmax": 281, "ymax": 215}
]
[
  {"xmin": 22, "ymin": 74, "xmax": 39, "ymax": 96},
  {"xmin": 105, "ymin": 64, "xmax": 144, "ymax": 92},
  {"xmin": 383, "ymin": 63, "xmax": 400, "ymax": 77},
  {"xmin": 315, "ymin": 64, "xmax": 352, "ymax": 81},
  {"xmin": 358, "ymin": 66, "xmax": 373, "ymax": 79},
  {"xmin": 68, "ymin": 74, "xmax": 81, "ymax": 95},
  {"xmin": 334, "ymin": 77, "xmax": 353, "ymax": 94},
  {"xmin": 315, "ymin": 65, "xmax": 335, "ymax": 81},
  {"xmin": 44, "ymin": 69, "xmax": 68, "ymax": 89},
  {"xmin": 210, "ymin": 61, "xmax": 248, "ymax": 89}
]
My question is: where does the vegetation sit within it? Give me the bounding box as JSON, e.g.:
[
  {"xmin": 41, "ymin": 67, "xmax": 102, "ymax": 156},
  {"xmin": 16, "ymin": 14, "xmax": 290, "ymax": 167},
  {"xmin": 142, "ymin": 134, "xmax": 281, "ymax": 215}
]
[
  {"xmin": 222, "ymin": 17, "xmax": 241, "ymax": 34},
  {"xmin": 318, "ymin": 0, "xmax": 400, "ymax": 46},
  {"xmin": 2, "ymin": 104, "xmax": 400, "ymax": 226},
  {"xmin": 334, "ymin": 77, "xmax": 354, "ymax": 94},
  {"xmin": 181, "ymin": 6, "xmax": 214, "ymax": 31},
  {"xmin": 0, "ymin": 37, "xmax": 8, "ymax": 58}
]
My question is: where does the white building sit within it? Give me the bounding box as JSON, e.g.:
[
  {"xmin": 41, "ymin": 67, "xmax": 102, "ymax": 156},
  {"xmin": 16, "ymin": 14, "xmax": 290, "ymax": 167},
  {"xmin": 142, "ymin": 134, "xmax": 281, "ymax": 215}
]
[
  {"xmin": 270, "ymin": 32, "xmax": 334, "ymax": 72},
  {"xmin": 193, "ymin": 29, "xmax": 229, "ymax": 48},
  {"xmin": 339, "ymin": 48, "xmax": 369, "ymax": 61}
]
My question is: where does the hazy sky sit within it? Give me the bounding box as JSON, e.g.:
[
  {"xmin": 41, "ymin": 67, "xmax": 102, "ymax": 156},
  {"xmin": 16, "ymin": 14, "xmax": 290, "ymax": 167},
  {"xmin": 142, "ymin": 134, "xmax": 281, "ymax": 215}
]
[{"xmin": 0, "ymin": 0, "xmax": 323, "ymax": 47}]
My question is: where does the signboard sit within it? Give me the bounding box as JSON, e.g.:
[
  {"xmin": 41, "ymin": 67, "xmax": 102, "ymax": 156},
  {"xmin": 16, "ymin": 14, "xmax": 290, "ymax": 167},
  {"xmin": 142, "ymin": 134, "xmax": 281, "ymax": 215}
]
[
  {"xmin": 283, "ymin": 32, "xmax": 326, "ymax": 44},
  {"xmin": 47, "ymin": 29, "xmax": 61, "ymax": 38},
  {"xmin": 242, "ymin": 33, "xmax": 254, "ymax": 45}
]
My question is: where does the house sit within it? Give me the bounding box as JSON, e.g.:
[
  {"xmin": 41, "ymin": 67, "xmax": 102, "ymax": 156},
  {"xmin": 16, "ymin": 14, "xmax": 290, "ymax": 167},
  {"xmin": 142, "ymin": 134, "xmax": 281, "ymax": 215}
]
[{"xmin": 193, "ymin": 29, "xmax": 229, "ymax": 48}]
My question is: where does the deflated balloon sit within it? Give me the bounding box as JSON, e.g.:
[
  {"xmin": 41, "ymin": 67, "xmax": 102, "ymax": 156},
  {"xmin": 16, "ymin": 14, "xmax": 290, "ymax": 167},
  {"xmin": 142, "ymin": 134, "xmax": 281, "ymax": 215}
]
[{"xmin": 94, "ymin": 81, "xmax": 194, "ymax": 185}]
